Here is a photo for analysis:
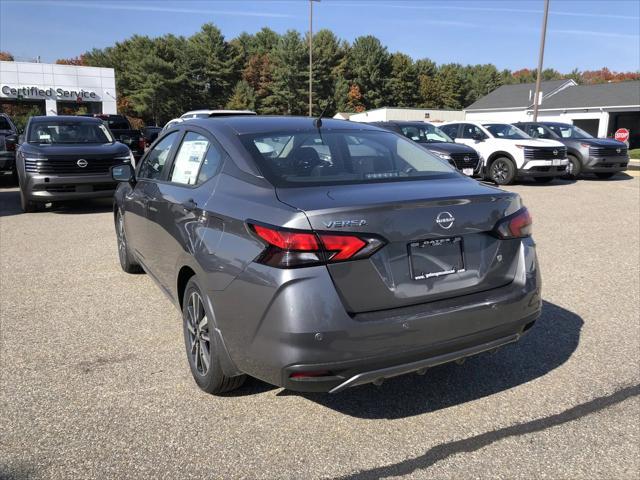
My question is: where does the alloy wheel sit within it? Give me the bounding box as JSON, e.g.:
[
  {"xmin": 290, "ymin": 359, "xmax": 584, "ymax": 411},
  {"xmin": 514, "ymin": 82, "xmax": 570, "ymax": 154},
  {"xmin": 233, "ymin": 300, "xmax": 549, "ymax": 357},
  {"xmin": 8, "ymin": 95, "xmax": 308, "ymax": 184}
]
[
  {"xmin": 117, "ymin": 213, "xmax": 127, "ymax": 265},
  {"xmin": 492, "ymin": 160, "xmax": 509, "ymax": 183},
  {"xmin": 186, "ymin": 291, "xmax": 211, "ymax": 376}
]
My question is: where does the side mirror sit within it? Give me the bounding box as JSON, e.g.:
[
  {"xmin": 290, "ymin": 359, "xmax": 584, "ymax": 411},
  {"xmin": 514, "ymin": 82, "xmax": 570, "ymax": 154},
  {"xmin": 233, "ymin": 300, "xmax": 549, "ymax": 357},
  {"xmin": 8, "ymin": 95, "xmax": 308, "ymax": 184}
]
[
  {"xmin": 111, "ymin": 164, "xmax": 135, "ymax": 184},
  {"xmin": 472, "ymin": 133, "xmax": 484, "ymax": 142}
]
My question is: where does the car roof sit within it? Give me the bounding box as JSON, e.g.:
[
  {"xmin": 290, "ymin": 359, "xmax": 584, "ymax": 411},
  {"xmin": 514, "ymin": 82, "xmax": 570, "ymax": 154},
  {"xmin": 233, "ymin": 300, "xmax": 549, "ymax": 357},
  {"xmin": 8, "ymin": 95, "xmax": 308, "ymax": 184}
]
[
  {"xmin": 186, "ymin": 116, "xmax": 384, "ymax": 135},
  {"xmin": 29, "ymin": 115, "xmax": 102, "ymax": 124},
  {"xmin": 180, "ymin": 109, "xmax": 257, "ymax": 118}
]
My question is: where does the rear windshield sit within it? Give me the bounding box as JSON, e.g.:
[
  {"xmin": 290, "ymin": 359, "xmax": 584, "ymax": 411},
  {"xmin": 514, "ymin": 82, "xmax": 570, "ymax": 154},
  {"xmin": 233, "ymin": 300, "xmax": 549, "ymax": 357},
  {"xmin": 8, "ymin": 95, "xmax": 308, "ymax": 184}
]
[
  {"xmin": 240, "ymin": 130, "xmax": 457, "ymax": 187},
  {"xmin": 28, "ymin": 121, "xmax": 114, "ymax": 144},
  {"xmin": 95, "ymin": 116, "xmax": 130, "ymax": 130}
]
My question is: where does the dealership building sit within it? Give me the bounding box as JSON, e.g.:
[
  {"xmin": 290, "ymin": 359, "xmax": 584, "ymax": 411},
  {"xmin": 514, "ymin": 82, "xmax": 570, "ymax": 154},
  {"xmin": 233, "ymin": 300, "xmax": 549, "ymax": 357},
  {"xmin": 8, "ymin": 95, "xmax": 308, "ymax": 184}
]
[
  {"xmin": 0, "ymin": 61, "xmax": 117, "ymax": 116},
  {"xmin": 465, "ymin": 79, "xmax": 640, "ymax": 146}
]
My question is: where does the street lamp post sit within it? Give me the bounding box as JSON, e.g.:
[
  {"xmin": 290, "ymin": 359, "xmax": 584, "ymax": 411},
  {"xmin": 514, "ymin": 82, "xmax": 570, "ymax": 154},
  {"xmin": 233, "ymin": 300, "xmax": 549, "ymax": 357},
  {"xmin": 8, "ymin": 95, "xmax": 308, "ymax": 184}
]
[
  {"xmin": 309, "ymin": 0, "xmax": 320, "ymax": 117},
  {"xmin": 532, "ymin": 0, "xmax": 550, "ymax": 122}
]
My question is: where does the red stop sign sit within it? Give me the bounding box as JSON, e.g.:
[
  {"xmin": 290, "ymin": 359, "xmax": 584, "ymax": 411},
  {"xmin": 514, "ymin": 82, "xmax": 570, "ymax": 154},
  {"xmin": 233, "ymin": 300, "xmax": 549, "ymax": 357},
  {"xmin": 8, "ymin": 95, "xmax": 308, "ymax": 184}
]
[{"xmin": 614, "ymin": 128, "xmax": 629, "ymax": 143}]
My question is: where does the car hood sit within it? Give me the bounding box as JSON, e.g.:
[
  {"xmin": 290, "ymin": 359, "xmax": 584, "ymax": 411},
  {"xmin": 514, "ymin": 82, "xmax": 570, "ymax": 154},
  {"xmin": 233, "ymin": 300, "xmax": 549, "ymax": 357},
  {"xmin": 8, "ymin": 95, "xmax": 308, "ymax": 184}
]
[
  {"xmin": 573, "ymin": 138, "xmax": 627, "ymax": 148},
  {"xmin": 19, "ymin": 142, "xmax": 130, "ymax": 157},
  {"xmin": 417, "ymin": 142, "xmax": 477, "ymax": 155},
  {"xmin": 491, "ymin": 138, "xmax": 565, "ymax": 148}
]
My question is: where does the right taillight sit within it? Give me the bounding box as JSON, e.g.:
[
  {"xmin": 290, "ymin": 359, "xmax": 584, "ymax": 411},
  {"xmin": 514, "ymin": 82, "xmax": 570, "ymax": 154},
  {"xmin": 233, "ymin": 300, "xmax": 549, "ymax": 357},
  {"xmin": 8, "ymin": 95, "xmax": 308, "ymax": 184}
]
[
  {"xmin": 249, "ymin": 222, "xmax": 385, "ymax": 268},
  {"xmin": 492, "ymin": 207, "xmax": 532, "ymax": 239}
]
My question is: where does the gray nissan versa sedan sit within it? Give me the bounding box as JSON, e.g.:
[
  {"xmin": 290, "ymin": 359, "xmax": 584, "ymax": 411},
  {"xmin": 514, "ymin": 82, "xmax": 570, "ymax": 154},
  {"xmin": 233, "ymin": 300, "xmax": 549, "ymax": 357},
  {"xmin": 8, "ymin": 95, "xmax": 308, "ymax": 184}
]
[{"xmin": 111, "ymin": 116, "xmax": 541, "ymax": 394}]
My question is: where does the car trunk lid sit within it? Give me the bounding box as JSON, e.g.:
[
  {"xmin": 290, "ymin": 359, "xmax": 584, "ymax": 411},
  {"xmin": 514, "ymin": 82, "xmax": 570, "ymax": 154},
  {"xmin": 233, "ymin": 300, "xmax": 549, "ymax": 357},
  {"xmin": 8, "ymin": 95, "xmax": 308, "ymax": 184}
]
[{"xmin": 276, "ymin": 178, "xmax": 523, "ymax": 313}]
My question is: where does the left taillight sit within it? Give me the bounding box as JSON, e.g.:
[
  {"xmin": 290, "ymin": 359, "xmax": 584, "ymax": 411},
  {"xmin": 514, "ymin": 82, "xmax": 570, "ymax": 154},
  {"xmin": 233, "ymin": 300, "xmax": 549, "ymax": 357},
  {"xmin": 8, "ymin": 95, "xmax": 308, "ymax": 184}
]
[
  {"xmin": 249, "ymin": 223, "xmax": 384, "ymax": 268},
  {"xmin": 138, "ymin": 136, "xmax": 146, "ymax": 151},
  {"xmin": 493, "ymin": 207, "xmax": 532, "ymax": 239}
]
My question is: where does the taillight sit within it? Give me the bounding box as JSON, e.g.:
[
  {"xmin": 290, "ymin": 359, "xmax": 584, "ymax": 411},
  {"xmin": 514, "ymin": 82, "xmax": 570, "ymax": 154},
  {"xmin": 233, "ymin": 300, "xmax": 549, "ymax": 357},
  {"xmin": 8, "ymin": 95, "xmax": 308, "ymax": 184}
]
[
  {"xmin": 493, "ymin": 207, "xmax": 532, "ymax": 239},
  {"xmin": 138, "ymin": 136, "xmax": 146, "ymax": 151},
  {"xmin": 249, "ymin": 223, "xmax": 384, "ymax": 268},
  {"xmin": 6, "ymin": 140, "xmax": 16, "ymax": 152}
]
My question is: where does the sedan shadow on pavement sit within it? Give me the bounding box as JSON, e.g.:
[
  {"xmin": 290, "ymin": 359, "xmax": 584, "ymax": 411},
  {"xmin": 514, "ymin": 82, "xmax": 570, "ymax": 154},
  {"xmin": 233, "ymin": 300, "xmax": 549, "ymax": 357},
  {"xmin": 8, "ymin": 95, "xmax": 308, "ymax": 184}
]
[
  {"xmin": 0, "ymin": 188, "xmax": 113, "ymax": 217},
  {"xmin": 270, "ymin": 300, "xmax": 583, "ymax": 419}
]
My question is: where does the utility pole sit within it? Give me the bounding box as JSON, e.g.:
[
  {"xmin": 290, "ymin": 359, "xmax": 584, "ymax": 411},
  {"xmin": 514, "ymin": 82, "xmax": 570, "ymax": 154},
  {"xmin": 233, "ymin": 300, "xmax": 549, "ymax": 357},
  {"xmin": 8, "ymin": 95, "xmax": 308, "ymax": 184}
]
[
  {"xmin": 532, "ymin": 0, "xmax": 550, "ymax": 121},
  {"xmin": 309, "ymin": 0, "xmax": 320, "ymax": 117}
]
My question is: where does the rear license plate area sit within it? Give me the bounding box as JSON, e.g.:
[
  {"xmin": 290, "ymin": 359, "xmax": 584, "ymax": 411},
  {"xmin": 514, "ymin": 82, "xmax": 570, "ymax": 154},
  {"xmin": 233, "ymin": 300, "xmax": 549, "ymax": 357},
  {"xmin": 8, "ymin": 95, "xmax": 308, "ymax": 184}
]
[{"xmin": 409, "ymin": 237, "xmax": 465, "ymax": 281}]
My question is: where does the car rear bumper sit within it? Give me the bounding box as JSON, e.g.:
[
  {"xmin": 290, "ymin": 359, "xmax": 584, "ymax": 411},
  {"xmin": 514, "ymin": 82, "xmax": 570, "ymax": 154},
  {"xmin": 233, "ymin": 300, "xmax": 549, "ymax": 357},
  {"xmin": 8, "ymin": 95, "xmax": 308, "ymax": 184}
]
[
  {"xmin": 22, "ymin": 173, "xmax": 116, "ymax": 202},
  {"xmin": 582, "ymin": 155, "xmax": 628, "ymax": 173},
  {"xmin": 213, "ymin": 238, "xmax": 541, "ymax": 392}
]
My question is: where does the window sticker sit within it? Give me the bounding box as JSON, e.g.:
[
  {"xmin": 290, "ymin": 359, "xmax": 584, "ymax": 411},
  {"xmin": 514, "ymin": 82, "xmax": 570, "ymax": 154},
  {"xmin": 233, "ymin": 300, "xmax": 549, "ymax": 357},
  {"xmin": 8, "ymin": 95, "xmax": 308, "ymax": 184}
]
[{"xmin": 171, "ymin": 139, "xmax": 209, "ymax": 185}]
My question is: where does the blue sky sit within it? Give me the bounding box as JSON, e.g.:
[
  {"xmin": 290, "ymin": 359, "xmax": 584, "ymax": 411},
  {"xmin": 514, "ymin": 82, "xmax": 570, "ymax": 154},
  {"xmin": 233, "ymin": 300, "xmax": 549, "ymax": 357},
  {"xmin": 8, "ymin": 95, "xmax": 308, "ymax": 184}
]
[{"xmin": 1, "ymin": 0, "xmax": 639, "ymax": 72}]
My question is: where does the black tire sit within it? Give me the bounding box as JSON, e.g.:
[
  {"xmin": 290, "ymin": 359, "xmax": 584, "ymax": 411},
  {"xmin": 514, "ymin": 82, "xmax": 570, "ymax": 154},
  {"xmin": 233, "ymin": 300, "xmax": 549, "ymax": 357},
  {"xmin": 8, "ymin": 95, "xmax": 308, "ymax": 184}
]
[
  {"xmin": 19, "ymin": 187, "xmax": 38, "ymax": 213},
  {"xmin": 489, "ymin": 157, "xmax": 516, "ymax": 185},
  {"xmin": 182, "ymin": 277, "xmax": 246, "ymax": 395},
  {"xmin": 595, "ymin": 172, "xmax": 616, "ymax": 179},
  {"xmin": 533, "ymin": 177, "xmax": 554, "ymax": 184},
  {"xmin": 115, "ymin": 210, "xmax": 143, "ymax": 274},
  {"xmin": 565, "ymin": 154, "xmax": 581, "ymax": 179}
]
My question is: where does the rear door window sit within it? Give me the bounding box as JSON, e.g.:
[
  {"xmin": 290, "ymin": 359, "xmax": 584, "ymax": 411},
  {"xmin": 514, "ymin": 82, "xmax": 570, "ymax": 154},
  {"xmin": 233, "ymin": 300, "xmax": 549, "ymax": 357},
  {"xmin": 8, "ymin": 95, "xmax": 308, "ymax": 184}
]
[
  {"xmin": 168, "ymin": 131, "xmax": 225, "ymax": 186},
  {"xmin": 169, "ymin": 132, "xmax": 210, "ymax": 185},
  {"xmin": 439, "ymin": 124, "xmax": 459, "ymax": 139}
]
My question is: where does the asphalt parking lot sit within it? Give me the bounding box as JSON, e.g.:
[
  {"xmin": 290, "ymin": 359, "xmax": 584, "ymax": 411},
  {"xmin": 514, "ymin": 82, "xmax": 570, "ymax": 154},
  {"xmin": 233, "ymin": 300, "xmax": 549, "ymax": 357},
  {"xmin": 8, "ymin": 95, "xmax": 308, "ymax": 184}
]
[{"xmin": 1, "ymin": 173, "xmax": 639, "ymax": 480}]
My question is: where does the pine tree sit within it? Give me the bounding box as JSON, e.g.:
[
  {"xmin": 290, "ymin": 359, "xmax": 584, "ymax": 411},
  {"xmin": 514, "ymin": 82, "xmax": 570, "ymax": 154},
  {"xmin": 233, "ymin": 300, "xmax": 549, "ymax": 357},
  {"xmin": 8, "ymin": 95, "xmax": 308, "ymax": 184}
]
[
  {"xmin": 226, "ymin": 80, "xmax": 256, "ymax": 110},
  {"xmin": 262, "ymin": 30, "xmax": 307, "ymax": 115},
  {"xmin": 388, "ymin": 53, "xmax": 419, "ymax": 107},
  {"xmin": 346, "ymin": 36, "xmax": 391, "ymax": 109},
  {"xmin": 187, "ymin": 24, "xmax": 236, "ymax": 109},
  {"xmin": 307, "ymin": 29, "xmax": 346, "ymax": 115}
]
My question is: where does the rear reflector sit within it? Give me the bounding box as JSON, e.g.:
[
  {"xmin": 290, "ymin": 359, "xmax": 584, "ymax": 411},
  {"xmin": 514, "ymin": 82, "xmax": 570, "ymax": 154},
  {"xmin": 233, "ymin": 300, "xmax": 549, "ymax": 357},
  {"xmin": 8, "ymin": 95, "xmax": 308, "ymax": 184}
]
[
  {"xmin": 493, "ymin": 207, "xmax": 532, "ymax": 239},
  {"xmin": 249, "ymin": 222, "xmax": 385, "ymax": 268}
]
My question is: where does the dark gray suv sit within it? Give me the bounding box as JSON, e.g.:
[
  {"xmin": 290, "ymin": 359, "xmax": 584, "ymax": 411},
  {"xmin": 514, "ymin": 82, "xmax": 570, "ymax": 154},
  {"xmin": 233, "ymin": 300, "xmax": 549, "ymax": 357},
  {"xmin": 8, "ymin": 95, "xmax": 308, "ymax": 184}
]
[
  {"xmin": 16, "ymin": 115, "xmax": 132, "ymax": 212},
  {"xmin": 111, "ymin": 117, "xmax": 542, "ymax": 394},
  {"xmin": 515, "ymin": 122, "xmax": 629, "ymax": 179}
]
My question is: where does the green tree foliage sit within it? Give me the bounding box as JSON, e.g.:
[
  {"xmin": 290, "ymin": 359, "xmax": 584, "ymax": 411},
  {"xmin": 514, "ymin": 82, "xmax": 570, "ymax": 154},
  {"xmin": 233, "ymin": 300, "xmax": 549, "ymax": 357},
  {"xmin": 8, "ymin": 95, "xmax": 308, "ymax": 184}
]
[
  {"xmin": 346, "ymin": 36, "xmax": 391, "ymax": 109},
  {"xmin": 226, "ymin": 80, "xmax": 256, "ymax": 110},
  {"xmin": 187, "ymin": 24, "xmax": 237, "ymax": 109},
  {"xmin": 67, "ymin": 23, "xmax": 639, "ymax": 124},
  {"xmin": 308, "ymin": 29, "xmax": 346, "ymax": 115},
  {"xmin": 262, "ymin": 30, "xmax": 307, "ymax": 115},
  {"xmin": 388, "ymin": 53, "xmax": 419, "ymax": 107}
]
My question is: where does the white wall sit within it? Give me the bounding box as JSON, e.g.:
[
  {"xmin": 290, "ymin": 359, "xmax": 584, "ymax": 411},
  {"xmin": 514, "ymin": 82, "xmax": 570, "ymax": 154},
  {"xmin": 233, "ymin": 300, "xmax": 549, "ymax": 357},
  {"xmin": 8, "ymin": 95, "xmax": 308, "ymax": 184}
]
[
  {"xmin": 350, "ymin": 108, "xmax": 465, "ymax": 123},
  {"xmin": 0, "ymin": 61, "xmax": 117, "ymax": 115}
]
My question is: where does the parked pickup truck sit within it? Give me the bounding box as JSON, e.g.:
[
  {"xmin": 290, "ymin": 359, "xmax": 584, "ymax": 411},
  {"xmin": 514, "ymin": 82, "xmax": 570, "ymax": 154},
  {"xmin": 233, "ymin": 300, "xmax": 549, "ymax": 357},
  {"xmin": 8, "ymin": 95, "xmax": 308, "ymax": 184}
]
[
  {"xmin": 82, "ymin": 114, "xmax": 145, "ymax": 161},
  {"xmin": 0, "ymin": 113, "xmax": 19, "ymax": 181}
]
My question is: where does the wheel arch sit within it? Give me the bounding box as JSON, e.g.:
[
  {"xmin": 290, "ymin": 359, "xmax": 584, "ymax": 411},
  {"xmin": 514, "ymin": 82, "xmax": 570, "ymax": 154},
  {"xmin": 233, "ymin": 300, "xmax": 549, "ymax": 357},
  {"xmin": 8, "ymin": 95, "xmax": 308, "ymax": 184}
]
[
  {"xmin": 177, "ymin": 265, "xmax": 197, "ymax": 310},
  {"xmin": 487, "ymin": 151, "xmax": 516, "ymax": 167},
  {"xmin": 566, "ymin": 148, "xmax": 583, "ymax": 162}
]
